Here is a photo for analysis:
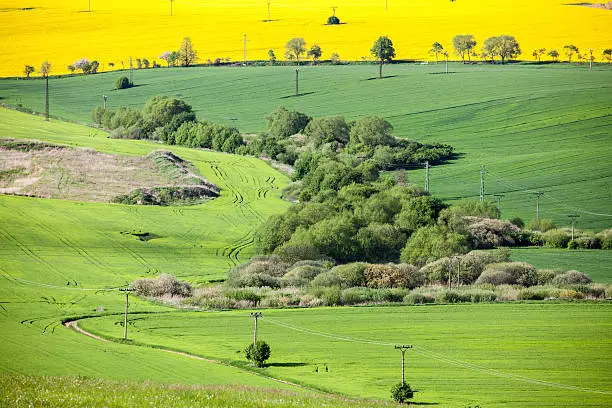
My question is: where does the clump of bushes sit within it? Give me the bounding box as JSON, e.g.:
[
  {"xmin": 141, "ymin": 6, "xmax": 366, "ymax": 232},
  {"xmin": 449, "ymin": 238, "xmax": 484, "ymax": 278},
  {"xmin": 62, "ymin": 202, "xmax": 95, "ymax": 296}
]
[
  {"xmin": 327, "ymin": 15, "xmax": 341, "ymax": 25},
  {"xmin": 475, "ymin": 262, "xmax": 538, "ymax": 286},
  {"xmin": 132, "ymin": 274, "xmax": 192, "ymax": 297},
  {"xmin": 115, "ymin": 76, "xmax": 131, "ymax": 90},
  {"xmin": 551, "ymin": 270, "xmax": 592, "ymax": 285}
]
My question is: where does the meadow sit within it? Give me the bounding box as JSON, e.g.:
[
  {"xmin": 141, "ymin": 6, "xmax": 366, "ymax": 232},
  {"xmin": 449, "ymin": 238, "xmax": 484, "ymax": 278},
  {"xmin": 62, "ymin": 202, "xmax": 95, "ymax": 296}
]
[
  {"xmin": 0, "ymin": 0, "xmax": 611, "ymax": 77},
  {"xmin": 2, "ymin": 63, "xmax": 611, "ymax": 230}
]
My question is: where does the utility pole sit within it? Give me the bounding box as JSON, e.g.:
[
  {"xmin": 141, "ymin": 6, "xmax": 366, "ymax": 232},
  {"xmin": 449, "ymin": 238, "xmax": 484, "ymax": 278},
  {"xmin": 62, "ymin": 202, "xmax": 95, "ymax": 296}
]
[
  {"xmin": 493, "ymin": 194, "xmax": 504, "ymax": 213},
  {"xmin": 424, "ymin": 161, "xmax": 430, "ymax": 193},
  {"xmin": 295, "ymin": 68, "xmax": 299, "ymax": 96},
  {"xmin": 451, "ymin": 255, "xmax": 461, "ymax": 286},
  {"xmin": 170, "ymin": 0, "xmax": 173, "ymax": 16},
  {"xmin": 385, "ymin": 0, "xmax": 388, "ymax": 11},
  {"xmin": 44, "ymin": 73, "xmax": 49, "ymax": 121},
  {"xmin": 243, "ymin": 34, "xmax": 247, "ymax": 65},
  {"xmin": 568, "ymin": 214, "xmax": 579, "ymax": 241},
  {"xmin": 267, "ymin": 1, "xmax": 271, "ymax": 21},
  {"xmin": 88, "ymin": 0, "xmax": 91, "ymax": 12},
  {"xmin": 394, "ymin": 345, "xmax": 412, "ymax": 385},
  {"xmin": 445, "ymin": 52, "xmax": 449, "ymax": 74},
  {"xmin": 250, "ymin": 312, "xmax": 263, "ymax": 345},
  {"xmin": 119, "ymin": 288, "xmax": 132, "ymax": 340},
  {"xmin": 103, "ymin": 95, "xmax": 108, "ymax": 110},
  {"xmin": 379, "ymin": 40, "xmax": 383, "ymax": 79},
  {"xmin": 331, "ymin": 6, "xmax": 337, "ymax": 16},
  {"xmin": 588, "ymin": 48, "xmax": 593, "ymax": 71},
  {"xmin": 534, "ymin": 191, "xmax": 544, "ymax": 221},
  {"xmin": 480, "ymin": 165, "xmax": 486, "ymax": 202},
  {"xmin": 129, "ymin": 57, "xmax": 133, "ymax": 86}
]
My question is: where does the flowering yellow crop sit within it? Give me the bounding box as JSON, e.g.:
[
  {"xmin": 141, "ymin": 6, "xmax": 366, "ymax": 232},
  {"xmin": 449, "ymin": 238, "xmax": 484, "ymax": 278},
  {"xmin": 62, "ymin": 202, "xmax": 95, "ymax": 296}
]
[{"xmin": 0, "ymin": 0, "xmax": 610, "ymax": 77}]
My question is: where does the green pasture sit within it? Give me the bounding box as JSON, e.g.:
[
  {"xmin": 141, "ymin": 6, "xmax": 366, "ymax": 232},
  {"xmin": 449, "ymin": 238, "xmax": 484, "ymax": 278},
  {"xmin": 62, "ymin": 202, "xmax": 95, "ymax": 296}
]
[
  {"xmin": 80, "ymin": 303, "xmax": 612, "ymax": 407},
  {"xmin": 511, "ymin": 247, "xmax": 612, "ymax": 283},
  {"xmin": 1, "ymin": 63, "xmax": 610, "ymax": 229}
]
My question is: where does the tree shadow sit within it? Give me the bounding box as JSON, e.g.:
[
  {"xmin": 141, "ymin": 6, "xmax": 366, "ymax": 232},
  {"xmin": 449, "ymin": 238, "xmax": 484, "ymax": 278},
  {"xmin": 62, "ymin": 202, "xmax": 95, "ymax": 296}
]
[
  {"xmin": 110, "ymin": 83, "xmax": 148, "ymax": 92},
  {"xmin": 429, "ymin": 72, "xmax": 458, "ymax": 75},
  {"xmin": 261, "ymin": 19, "xmax": 281, "ymax": 22},
  {"xmin": 409, "ymin": 402, "xmax": 439, "ymax": 406},
  {"xmin": 279, "ymin": 92, "xmax": 316, "ymax": 99},
  {"xmin": 266, "ymin": 362, "xmax": 308, "ymax": 368},
  {"xmin": 364, "ymin": 75, "xmax": 398, "ymax": 81}
]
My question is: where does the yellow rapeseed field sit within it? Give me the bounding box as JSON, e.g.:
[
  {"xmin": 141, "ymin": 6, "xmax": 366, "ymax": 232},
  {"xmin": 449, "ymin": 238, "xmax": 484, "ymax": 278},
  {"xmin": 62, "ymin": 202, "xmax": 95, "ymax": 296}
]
[{"xmin": 0, "ymin": 0, "xmax": 610, "ymax": 77}]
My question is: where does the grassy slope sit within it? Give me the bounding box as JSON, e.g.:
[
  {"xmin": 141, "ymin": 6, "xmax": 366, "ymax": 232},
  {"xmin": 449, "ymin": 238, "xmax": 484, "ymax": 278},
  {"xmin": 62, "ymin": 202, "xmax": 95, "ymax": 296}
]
[
  {"xmin": 0, "ymin": 108, "xmax": 292, "ymax": 388},
  {"xmin": 1, "ymin": 64, "xmax": 610, "ymax": 230},
  {"xmin": 81, "ymin": 303, "xmax": 612, "ymax": 407}
]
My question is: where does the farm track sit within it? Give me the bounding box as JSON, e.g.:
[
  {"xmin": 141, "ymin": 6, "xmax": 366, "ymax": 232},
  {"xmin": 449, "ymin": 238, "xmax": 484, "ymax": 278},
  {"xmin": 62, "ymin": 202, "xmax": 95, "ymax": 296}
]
[{"xmin": 63, "ymin": 318, "xmax": 326, "ymax": 394}]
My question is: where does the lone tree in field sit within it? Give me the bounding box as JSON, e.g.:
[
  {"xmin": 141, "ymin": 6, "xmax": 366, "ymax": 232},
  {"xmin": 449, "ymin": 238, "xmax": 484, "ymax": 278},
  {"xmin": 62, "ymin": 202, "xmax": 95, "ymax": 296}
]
[
  {"xmin": 24, "ymin": 65, "xmax": 35, "ymax": 78},
  {"xmin": 563, "ymin": 44, "xmax": 579, "ymax": 62},
  {"xmin": 159, "ymin": 51, "xmax": 179, "ymax": 67},
  {"xmin": 482, "ymin": 36, "xmax": 521, "ymax": 64},
  {"xmin": 73, "ymin": 58, "xmax": 91, "ymax": 74},
  {"xmin": 285, "ymin": 38, "xmax": 306, "ymax": 64},
  {"xmin": 602, "ymin": 49, "xmax": 612, "ymax": 63},
  {"xmin": 268, "ymin": 49, "xmax": 276, "ymax": 65},
  {"xmin": 532, "ymin": 48, "xmax": 546, "ymax": 62},
  {"xmin": 430, "ymin": 42, "xmax": 443, "ymax": 63},
  {"xmin": 371, "ymin": 36, "xmax": 395, "ymax": 79},
  {"xmin": 178, "ymin": 37, "xmax": 197, "ymax": 67},
  {"xmin": 453, "ymin": 34, "xmax": 476, "ymax": 63},
  {"xmin": 307, "ymin": 44, "xmax": 322, "ymax": 64},
  {"xmin": 40, "ymin": 61, "xmax": 51, "ymax": 121},
  {"xmin": 548, "ymin": 49, "xmax": 559, "ymax": 62},
  {"xmin": 244, "ymin": 341, "xmax": 271, "ymax": 367}
]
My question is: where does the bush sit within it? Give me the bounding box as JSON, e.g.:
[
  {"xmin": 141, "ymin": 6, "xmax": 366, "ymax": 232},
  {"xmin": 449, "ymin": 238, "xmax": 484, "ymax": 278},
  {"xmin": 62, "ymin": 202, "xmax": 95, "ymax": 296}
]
[
  {"xmin": 558, "ymin": 289, "xmax": 584, "ymax": 300},
  {"xmin": 266, "ymin": 106, "xmax": 311, "ymax": 138},
  {"xmin": 115, "ymin": 76, "xmax": 131, "ymax": 89},
  {"xmin": 403, "ymin": 293, "xmax": 435, "ymax": 305},
  {"xmin": 224, "ymin": 288, "xmax": 262, "ymax": 303},
  {"xmin": 327, "ymin": 15, "xmax": 340, "ymax": 25},
  {"xmin": 365, "ymin": 264, "xmax": 422, "ymax": 289},
  {"xmin": 475, "ymin": 262, "xmax": 538, "ymax": 287},
  {"xmin": 244, "ymin": 341, "xmax": 271, "ymax": 367},
  {"xmin": 465, "ymin": 288, "xmax": 497, "ymax": 303},
  {"xmin": 330, "ymin": 262, "xmax": 368, "ymax": 287},
  {"xmin": 435, "ymin": 290, "xmax": 471, "ymax": 304},
  {"xmin": 517, "ymin": 286, "xmax": 561, "ymax": 300},
  {"xmin": 340, "ymin": 287, "xmax": 374, "ymax": 305},
  {"xmin": 596, "ymin": 229, "xmax": 612, "ymax": 249},
  {"xmin": 535, "ymin": 269, "xmax": 558, "ymax": 285},
  {"xmin": 542, "ymin": 229, "xmax": 571, "ymax": 249},
  {"xmin": 527, "ymin": 218, "xmax": 556, "ymax": 232},
  {"xmin": 132, "ymin": 274, "xmax": 192, "ymax": 297},
  {"xmin": 551, "ymin": 270, "xmax": 592, "ymax": 285},
  {"xmin": 391, "ymin": 382, "xmax": 414, "ymax": 404},
  {"xmin": 463, "ymin": 217, "xmax": 522, "ymax": 249},
  {"xmin": 310, "ymin": 286, "xmax": 341, "ymax": 306}
]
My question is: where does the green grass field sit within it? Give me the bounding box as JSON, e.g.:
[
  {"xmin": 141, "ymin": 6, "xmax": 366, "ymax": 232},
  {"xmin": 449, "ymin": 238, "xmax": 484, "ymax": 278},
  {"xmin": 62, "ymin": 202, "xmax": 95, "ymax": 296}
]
[
  {"xmin": 79, "ymin": 303, "xmax": 612, "ymax": 407},
  {"xmin": 1, "ymin": 63, "xmax": 611, "ymax": 229}
]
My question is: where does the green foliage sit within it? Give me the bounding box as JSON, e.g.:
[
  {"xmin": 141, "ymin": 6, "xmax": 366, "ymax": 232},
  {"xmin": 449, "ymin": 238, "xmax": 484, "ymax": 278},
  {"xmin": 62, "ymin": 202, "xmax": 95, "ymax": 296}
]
[
  {"xmin": 132, "ymin": 274, "xmax": 193, "ymax": 297},
  {"xmin": 266, "ymin": 106, "xmax": 311, "ymax": 138},
  {"xmin": 551, "ymin": 270, "xmax": 592, "ymax": 286},
  {"xmin": 371, "ymin": 36, "xmax": 396, "ymax": 62},
  {"xmin": 364, "ymin": 263, "xmax": 424, "ymax": 289},
  {"xmin": 390, "ymin": 382, "xmax": 413, "ymax": 404},
  {"xmin": 244, "ymin": 341, "xmax": 271, "ymax": 367},
  {"xmin": 307, "ymin": 44, "xmax": 323, "ymax": 63},
  {"xmin": 400, "ymin": 225, "xmax": 469, "ymax": 266},
  {"xmin": 476, "ymin": 262, "xmax": 538, "ymax": 286},
  {"xmin": 142, "ymin": 95, "xmax": 195, "ymax": 136},
  {"xmin": 452, "ymin": 34, "xmax": 477, "ymax": 62},
  {"xmin": 304, "ymin": 116, "xmax": 349, "ymax": 146},
  {"xmin": 482, "ymin": 35, "xmax": 521, "ymax": 63},
  {"xmin": 178, "ymin": 37, "xmax": 197, "ymax": 66},
  {"xmin": 542, "ymin": 229, "xmax": 571, "ymax": 249},
  {"xmin": 349, "ymin": 116, "xmax": 394, "ymax": 148},
  {"xmin": 527, "ymin": 218, "xmax": 556, "ymax": 232},
  {"xmin": 327, "ymin": 15, "xmax": 340, "ymax": 25},
  {"xmin": 285, "ymin": 38, "xmax": 307, "ymax": 62}
]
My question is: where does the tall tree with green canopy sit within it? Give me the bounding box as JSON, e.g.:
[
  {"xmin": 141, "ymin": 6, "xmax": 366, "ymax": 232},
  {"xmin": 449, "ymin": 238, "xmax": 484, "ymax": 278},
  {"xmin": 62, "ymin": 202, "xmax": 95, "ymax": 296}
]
[
  {"xmin": 430, "ymin": 42, "xmax": 443, "ymax": 63},
  {"xmin": 453, "ymin": 34, "xmax": 476, "ymax": 63},
  {"xmin": 370, "ymin": 36, "xmax": 395, "ymax": 79},
  {"xmin": 178, "ymin": 37, "xmax": 197, "ymax": 66}
]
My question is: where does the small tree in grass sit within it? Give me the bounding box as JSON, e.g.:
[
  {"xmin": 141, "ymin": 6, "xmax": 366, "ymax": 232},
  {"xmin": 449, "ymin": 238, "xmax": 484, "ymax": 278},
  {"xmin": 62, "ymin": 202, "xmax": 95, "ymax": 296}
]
[
  {"xmin": 391, "ymin": 382, "xmax": 414, "ymax": 404},
  {"xmin": 24, "ymin": 65, "xmax": 35, "ymax": 78},
  {"xmin": 244, "ymin": 340, "xmax": 271, "ymax": 367},
  {"xmin": 115, "ymin": 76, "xmax": 131, "ymax": 90}
]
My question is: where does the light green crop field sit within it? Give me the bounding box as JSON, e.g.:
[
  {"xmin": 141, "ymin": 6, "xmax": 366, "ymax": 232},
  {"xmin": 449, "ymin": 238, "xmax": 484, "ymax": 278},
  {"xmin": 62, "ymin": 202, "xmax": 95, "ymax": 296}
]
[
  {"xmin": 80, "ymin": 303, "xmax": 612, "ymax": 407},
  {"xmin": 1, "ymin": 63, "xmax": 611, "ymax": 229}
]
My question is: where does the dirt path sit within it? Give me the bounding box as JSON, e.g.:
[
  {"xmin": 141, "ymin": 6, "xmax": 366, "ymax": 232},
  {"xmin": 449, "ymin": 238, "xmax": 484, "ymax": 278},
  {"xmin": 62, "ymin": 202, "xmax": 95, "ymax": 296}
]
[{"xmin": 63, "ymin": 319, "xmax": 317, "ymax": 392}]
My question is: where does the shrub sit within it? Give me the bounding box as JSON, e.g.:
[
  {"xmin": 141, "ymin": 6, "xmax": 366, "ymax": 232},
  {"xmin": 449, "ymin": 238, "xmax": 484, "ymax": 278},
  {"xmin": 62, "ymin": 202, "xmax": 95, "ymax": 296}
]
[
  {"xmin": 266, "ymin": 106, "xmax": 311, "ymax": 138},
  {"xmin": 574, "ymin": 235, "xmax": 601, "ymax": 249},
  {"xmin": 391, "ymin": 382, "xmax": 414, "ymax": 404},
  {"xmin": 463, "ymin": 217, "xmax": 522, "ymax": 249},
  {"xmin": 459, "ymin": 249, "xmax": 511, "ymax": 284},
  {"xmin": 435, "ymin": 290, "xmax": 471, "ymax": 304},
  {"xmin": 551, "ymin": 270, "xmax": 592, "ymax": 285},
  {"xmin": 327, "ymin": 15, "xmax": 340, "ymax": 25},
  {"xmin": 340, "ymin": 287, "xmax": 374, "ymax": 305},
  {"xmin": 476, "ymin": 262, "xmax": 538, "ymax": 287},
  {"xmin": 311, "ymin": 270, "xmax": 345, "ymax": 288},
  {"xmin": 310, "ymin": 286, "xmax": 341, "ymax": 306},
  {"xmin": 535, "ymin": 269, "xmax": 558, "ymax": 285},
  {"xmin": 558, "ymin": 289, "xmax": 584, "ymax": 300},
  {"xmin": 403, "ymin": 293, "xmax": 435, "ymax": 305},
  {"xmin": 365, "ymin": 264, "xmax": 421, "ymax": 289},
  {"xmin": 527, "ymin": 218, "xmax": 556, "ymax": 232},
  {"xmin": 244, "ymin": 341, "xmax": 271, "ymax": 367},
  {"xmin": 132, "ymin": 274, "xmax": 192, "ymax": 297},
  {"xmin": 517, "ymin": 286, "xmax": 561, "ymax": 300},
  {"xmin": 372, "ymin": 288, "xmax": 410, "ymax": 303},
  {"xmin": 330, "ymin": 262, "xmax": 368, "ymax": 287},
  {"xmin": 224, "ymin": 288, "xmax": 262, "ymax": 303},
  {"xmin": 115, "ymin": 76, "xmax": 131, "ymax": 89},
  {"xmin": 465, "ymin": 288, "xmax": 497, "ymax": 303},
  {"xmin": 596, "ymin": 229, "xmax": 612, "ymax": 249},
  {"xmin": 509, "ymin": 217, "xmax": 524, "ymax": 228},
  {"xmin": 542, "ymin": 229, "xmax": 571, "ymax": 249}
]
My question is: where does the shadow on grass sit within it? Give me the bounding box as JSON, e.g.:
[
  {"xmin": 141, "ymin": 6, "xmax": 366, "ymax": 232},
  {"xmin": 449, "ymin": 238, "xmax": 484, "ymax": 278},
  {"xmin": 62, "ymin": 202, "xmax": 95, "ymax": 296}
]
[
  {"xmin": 279, "ymin": 92, "xmax": 316, "ymax": 99},
  {"xmin": 364, "ymin": 75, "xmax": 398, "ymax": 81},
  {"xmin": 266, "ymin": 362, "xmax": 308, "ymax": 368},
  {"xmin": 429, "ymin": 72, "xmax": 458, "ymax": 75},
  {"xmin": 409, "ymin": 402, "xmax": 439, "ymax": 406}
]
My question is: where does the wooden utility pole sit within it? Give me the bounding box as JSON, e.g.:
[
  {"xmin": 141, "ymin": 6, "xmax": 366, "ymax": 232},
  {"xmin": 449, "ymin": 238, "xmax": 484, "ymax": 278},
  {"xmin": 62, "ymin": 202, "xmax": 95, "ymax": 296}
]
[
  {"xmin": 129, "ymin": 57, "xmax": 133, "ymax": 85},
  {"xmin": 267, "ymin": 1, "xmax": 271, "ymax": 21},
  {"xmin": 103, "ymin": 95, "xmax": 108, "ymax": 110},
  {"xmin": 379, "ymin": 40, "xmax": 383, "ymax": 79},
  {"xmin": 170, "ymin": 0, "xmax": 174, "ymax": 16},
  {"xmin": 394, "ymin": 345, "xmax": 412, "ymax": 385},
  {"xmin": 44, "ymin": 74, "xmax": 49, "ymax": 121},
  {"xmin": 243, "ymin": 34, "xmax": 247, "ymax": 65},
  {"xmin": 534, "ymin": 191, "xmax": 544, "ymax": 221},
  {"xmin": 295, "ymin": 68, "xmax": 299, "ymax": 96},
  {"xmin": 250, "ymin": 312, "xmax": 263, "ymax": 345},
  {"xmin": 568, "ymin": 214, "xmax": 579, "ymax": 241},
  {"xmin": 119, "ymin": 288, "xmax": 132, "ymax": 340},
  {"xmin": 588, "ymin": 48, "xmax": 593, "ymax": 71},
  {"xmin": 493, "ymin": 194, "xmax": 504, "ymax": 213},
  {"xmin": 88, "ymin": 0, "xmax": 91, "ymax": 12},
  {"xmin": 424, "ymin": 161, "xmax": 430, "ymax": 193},
  {"xmin": 444, "ymin": 51, "xmax": 449, "ymax": 74},
  {"xmin": 480, "ymin": 165, "xmax": 486, "ymax": 202}
]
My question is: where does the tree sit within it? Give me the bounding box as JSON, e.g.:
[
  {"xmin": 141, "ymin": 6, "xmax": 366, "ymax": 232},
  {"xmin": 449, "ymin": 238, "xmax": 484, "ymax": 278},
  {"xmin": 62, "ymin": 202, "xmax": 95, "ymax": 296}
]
[
  {"xmin": 602, "ymin": 49, "xmax": 612, "ymax": 63},
  {"xmin": 159, "ymin": 51, "xmax": 173, "ymax": 67},
  {"xmin": 244, "ymin": 341, "xmax": 271, "ymax": 367},
  {"xmin": 371, "ymin": 36, "xmax": 395, "ymax": 79},
  {"xmin": 391, "ymin": 382, "xmax": 414, "ymax": 404},
  {"xmin": 330, "ymin": 52, "xmax": 341, "ymax": 64},
  {"xmin": 142, "ymin": 58, "xmax": 150, "ymax": 69},
  {"xmin": 548, "ymin": 49, "xmax": 559, "ymax": 62},
  {"xmin": 452, "ymin": 34, "xmax": 476, "ymax": 63},
  {"xmin": 40, "ymin": 61, "xmax": 51, "ymax": 121},
  {"xmin": 67, "ymin": 65, "xmax": 76, "ymax": 74},
  {"xmin": 115, "ymin": 76, "xmax": 131, "ymax": 90},
  {"xmin": 266, "ymin": 106, "xmax": 311, "ymax": 138},
  {"xmin": 564, "ymin": 45, "xmax": 578, "ymax": 62},
  {"xmin": 284, "ymin": 38, "xmax": 306, "ymax": 63},
  {"xmin": 349, "ymin": 116, "xmax": 395, "ymax": 148},
  {"xmin": 430, "ymin": 42, "xmax": 443, "ymax": 63},
  {"xmin": 327, "ymin": 15, "xmax": 340, "ymax": 25},
  {"xmin": 178, "ymin": 37, "xmax": 197, "ymax": 66},
  {"xmin": 24, "ymin": 65, "xmax": 35, "ymax": 78},
  {"xmin": 482, "ymin": 36, "xmax": 521, "ymax": 64},
  {"xmin": 73, "ymin": 58, "xmax": 91, "ymax": 74},
  {"xmin": 89, "ymin": 60, "xmax": 100, "ymax": 74},
  {"xmin": 307, "ymin": 44, "xmax": 322, "ymax": 64},
  {"xmin": 532, "ymin": 48, "xmax": 546, "ymax": 62},
  {"xmin": 268, "ymin": 49, "xmax": 276, "ymax": 65}
]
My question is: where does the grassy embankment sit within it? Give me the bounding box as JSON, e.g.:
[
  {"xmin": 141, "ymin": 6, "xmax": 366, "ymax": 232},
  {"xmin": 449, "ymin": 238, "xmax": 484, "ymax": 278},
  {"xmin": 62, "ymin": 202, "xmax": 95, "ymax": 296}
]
[{"xmin": 2, "ymin": 63, "xmax": 610, "ymax": 231}]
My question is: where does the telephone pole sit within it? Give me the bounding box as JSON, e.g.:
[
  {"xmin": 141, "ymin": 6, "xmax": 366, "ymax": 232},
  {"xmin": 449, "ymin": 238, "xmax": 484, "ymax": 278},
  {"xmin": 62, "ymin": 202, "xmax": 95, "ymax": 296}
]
[
  {"xmin": 295, "ymin": 68, "xmax": 300, "ymax": 96},
  {"xmin": 493, "ymin": 194, "xmax": 504, "ymax": 213},
  {"xmin": 243, "ymin": 34, "xmax": 247, "ymax": 65},
  {"xmin": 129, "ymin": 56, "xmax": 133, "ymax": 86},
  {"xmin": 394, "ymin": 345, "xmax": 412, "ymax": 385},
  {"xmin": 534, "ymin": 191, "xmax": 544, "ymax": 221},
  {"xmin": 451, "ymin": 255, "xmax": 461, "ymax": 286},
  {"xmin": 119, "ymin": 288, "xmax": 132, "ymax": 340},
  {"xmin": 379, "ymin": 40, "xmax": 383, "ymax": 79},
  {"xmin": 103, "ymin": 95, "xmax": 108, "ymax": 110},
  {"xmin": 480, "ymin": 165, "xmax": 486, "ymax": 202},
  {"xmin": 568, "ymin": 214, "xmax": 579, "ymax": 241},
  {"xmin": 424, "ymin": 161, "xmax": 430, "ymax": 193},
  {"xmin": 331, "ymin": 6, "xmax": 337, "ymax": 16},
  {"xmin": 170, "ymin": 0, "xmax": 174, "ymax": 16},
  {"xmin": 250, "ymin": 312, "xmax": 263, "ymax": 345},
  {"xmin": 267, "ymin": 1, "xmax": 271, "ymax": 21}
]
